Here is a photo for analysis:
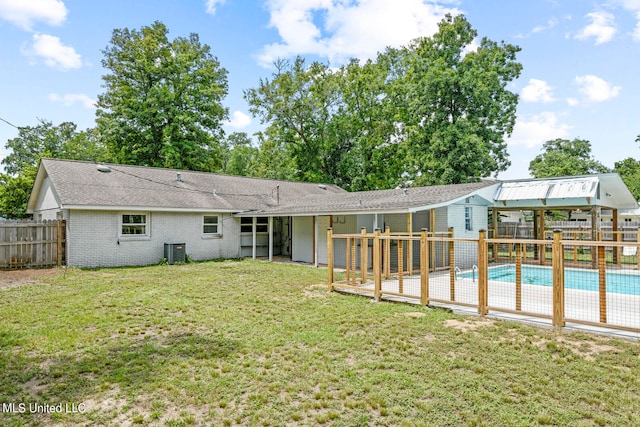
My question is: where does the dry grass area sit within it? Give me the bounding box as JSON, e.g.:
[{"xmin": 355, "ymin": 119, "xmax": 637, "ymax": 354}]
[{"xmin": 0, "ymin": 260, "xmax": 639, "ymax": 426}]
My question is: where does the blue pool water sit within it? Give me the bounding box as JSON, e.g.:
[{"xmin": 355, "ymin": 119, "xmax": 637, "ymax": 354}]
[{"xmin": 460, "ymin": 265, "xmax": 640, "ymax": 296}]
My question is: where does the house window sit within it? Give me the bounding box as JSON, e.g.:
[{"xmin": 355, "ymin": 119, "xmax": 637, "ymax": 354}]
[
  {"xmin": 203, "ymin": 215, "xmax": 219, "ymax": 234},
  {"xmin": 241, "ymin": 217, "xmax": 268, "ymax": 233},
  {"xmin": 465, "ymin": 207, "xmax": 473, "ymax": 231},
  {"xmin": 256, "ymin": 217, "xmax": 268, "ymax": 233},
  {"xmin": 241, "ymin": 217, "xmax": 253, "ymax": 233},
  {"xmin": 121, "ymin": 214, "xmax": 148, "ymax": 236}
]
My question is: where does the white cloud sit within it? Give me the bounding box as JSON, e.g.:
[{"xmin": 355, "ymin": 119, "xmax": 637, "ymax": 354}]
[
  {"xmin": 532, "ymin": 18, "xmax": 558, "ymax": 33},
  {"xmin": 575, "ymin": 11, "xmax": 617, "ymax": 44},
  {"xmin": 633, "ymin": 12, "xmax": 640, "ymax": 40},
  {"xmin": 48, "ymin": 93, "xmax": 96, "ymax": 109},
  {"xmin": 508, "ymin": 112, "xmax": 571, "ymax": 148},
  {"xmin": 574, "ymin": 75, "xmax": 621, "ymax": 102},
  {"xmin": 0, "ymin": 0, "xmax": 67, "ymax": 30},
  {"xmin": 257, "ymin": 0, "xmax": 459, "ymax": 67},
  {"xmin": 226, "ymin": 111, "xmax": 251, "ymax": 129},
  {"xmin": 205, "ymin": 0, "xmax": 226, "ymax": 15},
  {"xmin": 521, "ymin": 79, "xmax": 555, "ymax": 103},
  {"xmin": 566, "ymin": 97, "xmax": 579, "ymax": 106},
  {"xmin": 27, "ymin": 33, "xmax": 82, "ymax": 70}
]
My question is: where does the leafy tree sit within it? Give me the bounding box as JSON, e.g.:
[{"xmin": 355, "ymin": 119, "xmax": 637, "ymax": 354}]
[
  {"xmin": 246, "ymin": 58, "xmax": 341, "ymax": 184},
  {"xmin": 0, "ymin": 119, "xmax": 108, "ymax": 218},
  {"xmin": 403, "ymin": 14, "xmax": 521, "ymax": 185},
  {"xmin": 613, "ymin": 135, "xmax": 640, "ymax": 200},
  {"xmin": 96, "ymin": 21, "xmax": 229, "ymax": 172},
  {"xmin": 528, "ymin": 138, "xmax": 610, "ymax": 178},
  {"xmin": 246, "ymin": 15, "xmax": 521, "ymax": 190},
  {"xmin": 2, "ymin": 119, "xmax": 107, "ymax": 175},
  {"xmin": 0, "ymin": 166, "xmax": 37, "ymax": 219},
  {"xmin": 221, "ymin": 132, "xmax": 259, "ymax": 176}
]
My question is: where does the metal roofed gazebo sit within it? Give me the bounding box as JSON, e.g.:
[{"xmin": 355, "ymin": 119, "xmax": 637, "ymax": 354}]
[{"xmin": 491, "ymin": 173, "xmax": 639, "ymax": 241}]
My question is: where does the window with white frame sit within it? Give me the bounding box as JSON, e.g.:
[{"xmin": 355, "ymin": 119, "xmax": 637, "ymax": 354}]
[
  {"xmin": 465, "ymin": 206, "xmax": 473, "ymax": 231},
  {"xmin": 121, "ymin": 213, "xmax": 148, "ymax": 236},
  {"xmin": 203, "ymin": 215, "xmax": 220, "ymax": 234}
]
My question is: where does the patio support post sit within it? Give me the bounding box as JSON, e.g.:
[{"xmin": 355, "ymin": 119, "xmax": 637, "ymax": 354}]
[
  {"xmin": 539, "ymin": 210, "xmax": 546, "ymax": 266},
  {"xmin": 327, "ymin": 228, "xmax": 334, "ymax": 291},
  {"xmin": 268, "ymin": 217, "xmax": 273, "ymax": 262},
  {"xmin": 313, "ymin": 216, "xmax": 318, "ymax": 267},
  {"xmin": 477, "ymin": 230, "xmax": 488, "ymax": 316},
  {"xmin": 373, "ymin": 228, "xmax": 381, "ymax": 300},
  {"xmin": 420, "ymin": 228, "xmax": 429, "ymax": 306},
  {"xmin": 252, "ymin": 216, "xmax": 257, "ymax": 260},
  {"xmin": 552, "ymin": 229, "xmax": 565, "ymax": 328}
]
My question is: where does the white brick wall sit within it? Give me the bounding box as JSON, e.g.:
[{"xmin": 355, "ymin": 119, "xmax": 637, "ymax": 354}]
[{"xmin": 67, "ymin": 210, "xmax": 241, "ymax": 268}]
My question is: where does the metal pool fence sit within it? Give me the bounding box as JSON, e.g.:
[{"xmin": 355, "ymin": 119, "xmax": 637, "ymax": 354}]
[{"xmin": 328, "ymin": 229, "xmax": 640, "ymax": 333}]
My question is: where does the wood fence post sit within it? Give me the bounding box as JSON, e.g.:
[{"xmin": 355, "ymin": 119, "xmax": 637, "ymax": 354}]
[
  {"xmin": 598, "ymin": 243, "xmax": 607, "ymax": 324},
  {"xmin": 420, "ymin": 229, "xmax": 429, "ymax": 306},
  {"xmin": 477, "ymin": 230, "xmax": 488, "ymax": 316},
  {"xmin": 373, "ymin": 228, "xmax": 381, "ymax": 300},
  {"xmin": 360, "ymin": 227, "xmax": 367, "ymax": 283},
  {"xmin": 56, "ymin": 220, "xmax": 63, "ymax": 266},
  {"xmin": 449, "ymin": 227, "xmax": 455, "ymax": 302},
  {"xmin": 327, "ymin": 228, "xmax": 334, "ymax": 291},
  {"xmin": 384, "ymin": 227, "xmax": 391, "ymax": 279},
  {"xmin": 515, "ymin": 242, "xmax": 522, "ymax": 311},
  {"xmin": 552, "ymin": 229, "xmax": 565, "ymax": 328}
]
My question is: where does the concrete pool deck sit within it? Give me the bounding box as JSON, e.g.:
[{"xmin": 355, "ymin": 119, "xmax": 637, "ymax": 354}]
[{"xmin": 335, "ymin": 270, "xmax": 640, "ymax": 341}]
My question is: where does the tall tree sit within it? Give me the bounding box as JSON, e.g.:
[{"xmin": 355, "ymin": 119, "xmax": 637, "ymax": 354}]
[
  {"xmin": 96, "ymin": 21, "xmax": 228, "ymax": 171},
  {"xmin": 403, "ymin": 14, "xmax": 521, "ymax": 185},
  {"xmin": 529, "ymin": 138, "xmax": 610, "ymax": 178},
  {"xmin": 613, "ymin": 135, "xmax": 640, "ymax": 200},
  {"xmin": 246, "ymin": 14, "xmax": 521, "ymax": 190},
  {"xmin": 246, "ymin": 58, "xmax": 340, "ymax": 184},
  {"xmin": 221, "ymin": 132, "xmax": 259, "ymax": 176}
]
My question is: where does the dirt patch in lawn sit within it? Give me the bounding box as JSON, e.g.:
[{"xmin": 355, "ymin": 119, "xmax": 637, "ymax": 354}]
[
  {"xmin": 444, "ymin": 318, "xmax": 495, "ymax": 332},
  {"xmin": 0, "ymin": 268, "xmax": 63, "ymax": 290}
]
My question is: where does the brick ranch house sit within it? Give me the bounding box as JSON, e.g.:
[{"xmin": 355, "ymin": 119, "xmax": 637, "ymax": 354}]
[{"xmin": 27, "ymin": 159, "xmax": 638, "ymax": 268}]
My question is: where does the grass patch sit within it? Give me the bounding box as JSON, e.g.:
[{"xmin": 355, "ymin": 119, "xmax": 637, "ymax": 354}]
[{"xmin": 0, "ymin": 259, "xmax": 639, "ymax": 426}]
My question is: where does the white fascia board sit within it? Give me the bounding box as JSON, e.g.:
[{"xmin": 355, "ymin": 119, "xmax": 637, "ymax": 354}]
[
  {"xmin": 64, "ymin": 205, "xmax": 237, "ymax": 213},
  {"xmin": 409, "ymin": 196, "xmax": 493, "ymax": 213},
  {"xmin": 237, "ymin": 209, "xmax": 412, "ymax": 217}
]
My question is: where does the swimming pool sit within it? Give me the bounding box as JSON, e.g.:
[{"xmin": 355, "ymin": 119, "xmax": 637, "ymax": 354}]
[{"xmin": 460, "ymin": 265, "xmax": 640, "ymax": 296}]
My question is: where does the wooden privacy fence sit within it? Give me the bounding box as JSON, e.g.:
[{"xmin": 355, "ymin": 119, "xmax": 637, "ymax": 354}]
[
  {"xmin": 0, "ymin": 220, "xmax": 66, "ymax": 268},
  {"xmin": 328, "ymin": 228, "xmax": 640, "ymax": 333}
]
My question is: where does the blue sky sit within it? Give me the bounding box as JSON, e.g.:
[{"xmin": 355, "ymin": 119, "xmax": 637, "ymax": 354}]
[{"xmin": 0, "ymin": 0, "xmax": 638, "ymax": 179}]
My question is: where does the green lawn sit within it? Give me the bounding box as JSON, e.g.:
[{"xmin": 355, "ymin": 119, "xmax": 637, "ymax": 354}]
[{"xmin": 1, "ymin": 260, "xmax": 639, "ymax": 426}]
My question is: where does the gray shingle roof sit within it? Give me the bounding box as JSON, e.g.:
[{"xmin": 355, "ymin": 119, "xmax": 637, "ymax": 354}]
[
  {"xmin": 246, "ymin": 181, "xmax": 498, "ymax": 215},
  {"xmin": 37, "ymin": 159, "xmax": 346, "ymax": 212}
]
